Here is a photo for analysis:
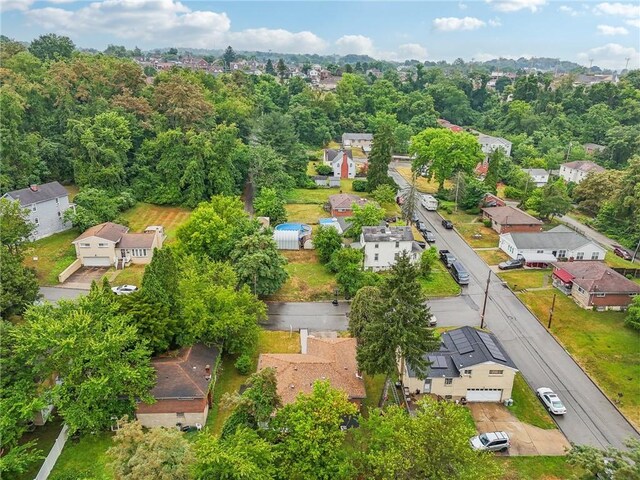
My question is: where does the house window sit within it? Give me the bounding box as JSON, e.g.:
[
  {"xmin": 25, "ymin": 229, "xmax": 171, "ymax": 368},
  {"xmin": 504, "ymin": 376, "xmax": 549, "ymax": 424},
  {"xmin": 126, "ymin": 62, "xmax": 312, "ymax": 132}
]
[
  {"xmin": 558, "ymin": 250, "xmax": 567, "ymax": 258},
  {"xmin": 98, "ymin": 243, "xmax": 108, "ymax": 248},
  {"xmin": 176, "ymin": 412, "xmax": 185, "ymax": 419},
  {"xmin": 595, "ymin": 292, "xmax": 606, "ymax": 297},
  {"xmin": 591, "ymin": 252, "xmax": 599, "ymax": 260},
  {"xmin": 79, "ymin": 243, "xmax": 90, "ymax": 248},
  {"xmin": 34, "ymin": 218, "xmax": 39, "ymax": 224},
  {"xmin": 489, "ymin": 370, "xmax": 504, "ymax": 376},
  {"xmin": 575, "ymin": 252, "xmax": 584, "ymax": 260},
  {"xmin": 374, "ymin": 254, "xmax": 379, "ymax": 262},
  {"xmin": 132, "ymin": 248, "xmax": 148, "ymax": 257},
  {"xmin": 374, "ymin": 243, "xmax": 379, "ymax": 249},
  {"xmin": 536, "ymin": 250, "xmax": 543, "ymax": 254},
  {"xmin": 32, "ymin": 205, "xmax": 37, "ymax": 212},
  {"xmin": 463, "ymin": 369, "xmax": 472, "ymax": 375},
  {"xmin": 57, "ymin": 211, "xmax": 62, "ymax": 218},
  {"xmin": 55, "ymin": 198, "xmax": 60, "ymax": 205},
  {"xmin": 395, "ymin": 241, "xmax": 400, "ymax": 248},
  {"xmin": 394, "ymin": 252, "xmax": 399, "ymax": 260},
  {"xmin": 576, "ymin": 286, "xmax": 585, "ymax": 294},
  {"xmin": 444, "ymin": 378, "xmax": 453, "ymax": 386}
]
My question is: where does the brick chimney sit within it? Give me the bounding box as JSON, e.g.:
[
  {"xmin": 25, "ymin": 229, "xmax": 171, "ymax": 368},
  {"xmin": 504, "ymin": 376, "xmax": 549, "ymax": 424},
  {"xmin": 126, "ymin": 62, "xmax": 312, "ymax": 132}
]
[
  {"xmin": 29, "ymin": 184, "xmax": 39, "ymax": 192},
  {"xmin": 204, "ymin": 364, "xmax": 211, "ymax": 381}
]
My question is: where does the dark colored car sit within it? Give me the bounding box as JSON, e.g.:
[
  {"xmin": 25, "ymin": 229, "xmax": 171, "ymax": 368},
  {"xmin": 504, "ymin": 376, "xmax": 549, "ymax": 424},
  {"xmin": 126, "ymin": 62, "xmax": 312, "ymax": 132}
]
[
  {"xmin": 416, "ymin": 220, "xmax": 427, "ymax": 231},
  {"xmin": 498, "ymin": 256, "xmax": 525, "ymax": 270},
  {"xmin": 423, "ymin": 230, "xmax": 436, "ymax": 243},
  {"xmin": 450, "ymin": 261, "xmax": 470, "ymax": 285},
  {"xmin": 613, "ymin": 246, "xmax": 632, "ymax": 261},
  {"xmin": 412, "ymin": 212, "xmax": 420, "ymax": 223},
  {"xmin": 442, "ymin": 219, "xmax": 454, "ymax": 229},
  {"xmin": 439, "ymin": 249, "xmax": 456, "ymax": 268}
]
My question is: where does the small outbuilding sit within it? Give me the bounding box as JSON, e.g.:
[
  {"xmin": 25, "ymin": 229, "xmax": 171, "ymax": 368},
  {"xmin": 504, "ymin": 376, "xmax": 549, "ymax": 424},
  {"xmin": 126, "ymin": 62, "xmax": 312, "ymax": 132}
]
[{"xmin": 273, "ymin": 230, "xmax": 300, "ymax": 250}]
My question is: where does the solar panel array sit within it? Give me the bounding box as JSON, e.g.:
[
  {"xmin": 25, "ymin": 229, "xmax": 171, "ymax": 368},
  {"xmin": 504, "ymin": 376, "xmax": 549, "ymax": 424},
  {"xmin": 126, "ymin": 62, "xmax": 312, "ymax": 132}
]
[
  {"xmin": 427, "ymin": 355, "xmax": 448, "ymax": 368},
  {"xmin": 449, "ymin": 329, "xmax": 473, "ymax": 354},
  {"xmin": 477, "ymin": 331, "xmax": 507, "ymax": 362}
]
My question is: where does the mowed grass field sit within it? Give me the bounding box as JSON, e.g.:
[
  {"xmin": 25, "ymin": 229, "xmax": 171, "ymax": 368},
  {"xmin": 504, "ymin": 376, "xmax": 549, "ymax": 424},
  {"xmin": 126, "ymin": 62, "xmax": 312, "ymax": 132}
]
[
  {"xmin": 498, "ymin": 269, "xmax": 552, "ymax": 291},
  {"xmin": 518, "ymin": 290, "xmax": 640, "ymax": 428},
  {"xmin": 419, "ymin": 262, "xmax": 461, "ymax": 298},
  {"xmin": 120, "ymin": 203, "xmax": 191, "ymax": 243},
  {"xmin": 394, "ymin": 166, "xmax": 453, "ymax": 194},
  {"xmin": 475, "ymin": 249, "xmax": 510, "ymax": 265},
  {"xmin": 24, "ymin": 229, "xmax": 79, "ymax": 285},
  {"xmin": 267, "ymin": 250, "xmax": 337, "ymax": 302}
]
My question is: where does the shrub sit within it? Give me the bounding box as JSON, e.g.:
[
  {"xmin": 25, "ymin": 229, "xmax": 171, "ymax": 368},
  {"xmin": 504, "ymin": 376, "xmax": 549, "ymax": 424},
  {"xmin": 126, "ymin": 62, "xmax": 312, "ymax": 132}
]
[
  {"xmin": 504, "ymin": 186, "xmax": 524, "ymax": 200},
  {"xmin": 443, "ymin": 205, "xmax": 452, "ymax": 214},
  {"xmin": 316, "ymin": 164, "xmax": 333, "ymax": 176},
  {"xmin": 235, "ymin": 353, "xmax": 253, "ymax": 375},
  {"xmin": 352, "ymin": 180, "xmax": 368, "ymax": 192},
  {"xmin": 483, "ymin": 219, "xmax": 492, "ymax": 228}
]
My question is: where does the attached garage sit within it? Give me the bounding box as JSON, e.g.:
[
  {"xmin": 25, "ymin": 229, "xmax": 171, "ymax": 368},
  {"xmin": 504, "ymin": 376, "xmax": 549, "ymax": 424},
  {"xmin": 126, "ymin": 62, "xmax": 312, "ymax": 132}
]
[
  {"xmin": 466, "ymin": 388, "xmax": 503, "ymax": 402},
  {"xmin": 83, "ymin": 256, "xmax": 112, "ymax": 267}
]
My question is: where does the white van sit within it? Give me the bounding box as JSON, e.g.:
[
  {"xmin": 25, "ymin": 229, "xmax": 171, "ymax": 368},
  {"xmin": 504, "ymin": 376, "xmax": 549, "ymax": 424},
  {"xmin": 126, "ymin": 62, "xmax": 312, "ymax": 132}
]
[{"xmin": 421, "ymin": 194, "xmax": 438, "ymax": 211}]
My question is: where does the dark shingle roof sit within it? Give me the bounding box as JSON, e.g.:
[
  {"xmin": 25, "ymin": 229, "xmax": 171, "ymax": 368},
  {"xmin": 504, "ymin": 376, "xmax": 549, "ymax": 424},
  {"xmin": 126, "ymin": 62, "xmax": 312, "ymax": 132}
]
[
  {"xmin": 72, "ymin": 222, "xmax": 129, "ymax": 243},
  {"xmin": 507, "ymin": 225, "xmax": 597, "ymax": 250},
  {"xmin": 118, "ymin": 232, "xmax": 156, "ymax": 249},
  {"xmin": 553, "ymin": 261, "xmax": 640, "ymax": 294},
  {"xmin": 362, "ymin": 226, "xmax": 414, "ymax": 242},
  {"xmin": 3, "ymin": 181, "xmax": 68, "ymax": 206},
  {"xmin": 482, "ymin": 206, "xmax": 542, "ymax": 226},
  {"xmin": 407, "ymin": 326, "xmax": 517, "ymax": 378},
  {"xmin": 342, "ymin": 133, "xmax": 373, "ymax": 141}
]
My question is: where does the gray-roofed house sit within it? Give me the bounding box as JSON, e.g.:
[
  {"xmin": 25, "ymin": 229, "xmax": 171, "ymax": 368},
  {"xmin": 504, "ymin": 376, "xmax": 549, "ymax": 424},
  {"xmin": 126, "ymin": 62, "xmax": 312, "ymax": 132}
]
[
  {"xmin": 476, "ymin": 133, "xmax": 512, "ymax": 160},
  {"xmin": 522, "ymin": 168, "xmax": 550, "ymax": 187},
  {"xmin": 481, "ymin": 205, "xmax": 543, "ymax": 234},
  {"xmin": 72, "ymin": 222, "xmax": 165, "ymax": 268},
  {"xmin": 136, "ymin": 344, "xmax": 218, "ymax": 428},
  {"xmin": 499, "ymin": 225, "xmax": 605, "ymax": 267},
  {"xmin": 2, "ymin": 182, "xmax": 72, "ymax": 240},
  {"xmin": 401, "ymin": 326, "xmax": 518, "ymax": 402},
  {"xmin": 360, "ymin": 226, "xmax": 421, "ymax": 271},
  {"xmin": 559, "ymin": 161, "xmax": 605, "ymax": 184},
  {"xmin": 312, "ymin": 175, "xmax": 341, "ymax": 188},
  {"xmin": 342, "ymin": 133, "xmax": 373, "ymax": 153}
]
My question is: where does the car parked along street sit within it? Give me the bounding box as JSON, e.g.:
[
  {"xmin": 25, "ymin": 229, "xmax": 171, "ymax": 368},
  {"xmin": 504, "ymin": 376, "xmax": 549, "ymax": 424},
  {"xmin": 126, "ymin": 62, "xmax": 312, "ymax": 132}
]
[
  {"xmin": 537, "ymin": 387, "xmax": 567, "ymax": 415},
  {"xmin": 441, "ymin": 219, "xmax": 454, "ymax": 229}
]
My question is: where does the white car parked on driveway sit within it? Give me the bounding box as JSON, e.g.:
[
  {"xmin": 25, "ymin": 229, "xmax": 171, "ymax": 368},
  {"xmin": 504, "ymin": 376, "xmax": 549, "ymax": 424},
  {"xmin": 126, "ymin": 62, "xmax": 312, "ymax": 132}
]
[
  {"xmin": 537, "ymin": 387, "xmax": 567, "ymax": 415},
  {"xmin": 111, "ymin": 285, "xmax": 138, "ymax": 295}
]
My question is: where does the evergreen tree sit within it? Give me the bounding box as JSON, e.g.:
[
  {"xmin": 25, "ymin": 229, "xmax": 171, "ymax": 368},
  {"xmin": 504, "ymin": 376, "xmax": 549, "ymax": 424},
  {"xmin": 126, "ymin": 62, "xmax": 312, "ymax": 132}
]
[
  {"xmin": 348, "ymin": 286, "xmax": 383, "ymax": 341},
  {"xmin": 401, "ymin": 176, "xmax": 420, "ymax": 223},
  {"xmin": 222, "ymin": 46, "xmax": 236, "ymax": 70},
  {"xmin": 276, "ymin": 58, "xmax": 287, "ymax": 81},
  {"xmin": 356, "ymin": 252, "xmax": 439, "ymax": 379},
  {"xmin": 484, "ymin": 149, "xmax": 505, "ymax": 194},
  {"xmin": 366, "ymin": 123, "xmax": 394, "ymax": 191},
  {"xmin": 265, "ymin": 59, "xmax": 276, "ymax": 76}
]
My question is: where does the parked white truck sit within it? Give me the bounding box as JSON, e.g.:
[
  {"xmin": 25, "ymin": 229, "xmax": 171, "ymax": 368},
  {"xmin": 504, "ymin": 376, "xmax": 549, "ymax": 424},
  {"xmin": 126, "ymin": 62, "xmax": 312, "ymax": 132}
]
[{"xmin": 421, "ymin": 194, "xmax": 438, "ymax": 211}]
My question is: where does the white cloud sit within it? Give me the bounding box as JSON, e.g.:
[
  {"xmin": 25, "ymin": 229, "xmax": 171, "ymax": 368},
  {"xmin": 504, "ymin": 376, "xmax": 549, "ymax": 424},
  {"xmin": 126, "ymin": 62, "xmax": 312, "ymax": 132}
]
[
  {"xmin": 433, "ymin": 16, "xmax": 486, "ymax": 31},
  {"xmin": 1, "ymin": 0, "xmax": 34, "ymax": 12},
  {"xmin": 626, "ymin": 18, "xmax": 640, "ymax": 27},
  {"xmin": 486, "ymin": 0, "xmax": 547, "ymax": 13},
  {"xmin": 488, "ymin": 18, "xmax": 502, "ymax": 27},
  {"xmin": 597, "ymin": 24, "xmax": 629, "ymax": 35},
  {"xmin": 594, "ymin": 2, "xmax": 640, "ymax": 17},
  {"xmin": 458, "ymin": 2, "xmax": 468, "ymax": 10},
  {"xmin": 578, "ymin": 43, "xmax": 640, "ymax": 70},
  {"xmin": 23, "ymin": 0, "xmax": 327, "ymax": 52},
  {"xmin": 334, "ymin": 35, "xmax": 375, "ymax": 55},
  {"xmin": 397, "ymin": 43, "xmax": 428, "ymax": 60},
  {"xmin": 559, "ymin": 5, "xmax": 578, "ymax": 16}
]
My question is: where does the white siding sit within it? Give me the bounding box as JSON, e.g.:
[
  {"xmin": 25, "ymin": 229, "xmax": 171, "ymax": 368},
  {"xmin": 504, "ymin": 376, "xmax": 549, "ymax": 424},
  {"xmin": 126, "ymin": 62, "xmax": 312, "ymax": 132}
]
[
  {"xmin": 499, "ymin": 234, "xmax": 605, "ymax": 261},
  {"xmin": 362, "ymin": 239, "xmax": 416, "ymax": 271}
]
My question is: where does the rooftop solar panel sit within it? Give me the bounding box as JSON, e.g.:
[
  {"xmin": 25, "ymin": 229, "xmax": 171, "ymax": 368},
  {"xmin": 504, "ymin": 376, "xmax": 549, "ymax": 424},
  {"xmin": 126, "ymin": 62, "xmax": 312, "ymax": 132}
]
[
  {"xmin": 427, "ymin": 355, "xmax": 447, "ymax": 368},
  {"xmin": 477, "ymin": 331, "xmax": 507, "ymax": 362},
  {"xmin": 449, "ymin": 330, "xmax": 473, "ymax": 354}
]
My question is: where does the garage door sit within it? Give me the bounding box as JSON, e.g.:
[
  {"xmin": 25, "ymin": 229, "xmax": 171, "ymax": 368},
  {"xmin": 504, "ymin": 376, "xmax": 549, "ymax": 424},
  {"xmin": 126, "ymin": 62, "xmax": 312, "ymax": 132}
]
[
  {"xmin": 466, "ymin": 389, "xmax": 503, "ymax": 402},
  {"xmin": 83, "ymin": 257, "xmax": 112, "ymax": 267}
]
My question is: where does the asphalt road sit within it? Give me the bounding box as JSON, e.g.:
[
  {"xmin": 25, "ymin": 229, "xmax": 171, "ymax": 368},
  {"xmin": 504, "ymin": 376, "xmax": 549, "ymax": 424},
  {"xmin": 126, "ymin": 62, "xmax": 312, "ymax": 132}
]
[
  {"xmin": 388, "ymin": 168, "xmax": 638, "ymax": 449},
  {"xmin": 40, "ymin": 287, "xmax": 88, "ymax": 302}
]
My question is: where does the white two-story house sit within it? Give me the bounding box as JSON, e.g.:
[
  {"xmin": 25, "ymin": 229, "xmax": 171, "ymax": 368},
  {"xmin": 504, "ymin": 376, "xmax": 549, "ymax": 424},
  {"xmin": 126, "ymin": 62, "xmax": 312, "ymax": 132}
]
[
  {"xmin": 522, "ymin": 168, "xmax": 550, "ymax": 187},
  {"xmin": 358, "ymin": 226, "xmax": 421, "ymax": 271},
  {"xmin": 558, "ymin": 161, "xmax": 605, "ymax": 184},
  {"xmin": 2, "ymin": 182, "xmax": 72, "ymax": 240}
]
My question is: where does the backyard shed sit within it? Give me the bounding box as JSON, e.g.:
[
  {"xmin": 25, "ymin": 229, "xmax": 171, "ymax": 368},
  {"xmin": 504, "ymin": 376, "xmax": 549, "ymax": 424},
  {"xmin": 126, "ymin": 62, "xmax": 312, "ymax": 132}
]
[{"xmin": 273, "ymin": 230, "xmax": 300, "ymax": 250}]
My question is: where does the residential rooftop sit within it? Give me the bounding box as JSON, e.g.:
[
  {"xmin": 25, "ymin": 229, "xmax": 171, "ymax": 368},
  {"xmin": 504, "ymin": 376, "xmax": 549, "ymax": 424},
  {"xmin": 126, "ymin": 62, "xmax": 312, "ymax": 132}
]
[
  {"xmin": 506, "ymin": 225, "xmax": 595, "ymax": 250},
  {"xmin": 328, "ymin": 193, "xmax": 368, "ymax": 210},
  {"xmin": 553, "ymin": 261, "xmax": 640, "ymax": 294},
  {"xmin": 362, "ymin": 225, "xmax": 414, "ymax": 242},
  {"xmin": 482, "ymin": 206, "xmax": 543, "ymax": 226},
  {"xmin": 3, "ymin": 181, "xmax": 68, "ymax": 206},
  {"xmin": 561, "ymin": 161, "xmax": 605, "ymax": 173}
]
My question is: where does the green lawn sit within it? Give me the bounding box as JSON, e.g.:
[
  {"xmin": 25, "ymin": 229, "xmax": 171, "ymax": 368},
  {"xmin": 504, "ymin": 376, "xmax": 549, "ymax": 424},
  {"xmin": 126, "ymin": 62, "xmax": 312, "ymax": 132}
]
[
  {"xmin": 362, "ymin": 374, "xmax": 386, "ymax": 413},
  {"xmin": 110, "ymin": 264, "xmax": 145, "ymax": 287},
  {"xmin": 285, "ymin": 203, "xmax": 328, "ymax": 225},
  {"xmin": 23, "ymin": 229, "xmax": 79, "ymax": 285},
  {"xmin": 419, "ymin": 263, "xmax": 462, "ymax": 298},
  {"xmin": 120, "ymin": 203, "xmax": 191, "ymax": 243},
  {"xmin": 455, "ymin": 223, "xmax": 500, "ymax": 248},
  {"xmin": 498, "ymin": 269, "xmax": 552, "ymax": 291},
  {"xmin": 207, "ymin": 331, "xmax": 301, "ymax": 436},
  {"xmin": 15, "ymin": 416, "xmax": 65, "ymax": 480},
  {"xmin": 395, "ymin": 166, "xmax": 453, "ymax": 194},
  {"xmin": 500, "ymin": 456, "xmax": 585, "ymax": 480},
  {"xmin": 49, "ymin": 432, "xmax": 114, "ymax": 480},
  {"xmin": 285, "ymin": 180, "xmax": 370, "ymax": 205},
  {"xmin": 507, "ymin": 373, "xmax": 556, "ymax": 430},
  {"xmin": 438, "ymin": 202, "xmax": 480, "ymax": 225},
  {"xmin": 605, "ymin": 250, "xmax": 638, "ymax": 269},
  {"xmin": 475, "ymin": 249, "xmax": 510, "ymax": 265},
  {"xmin": 519, "ymin": 290, "xmax": 640, "ymax": 428},
  {"xmin": 267, "ymin": 250, "xmax": 337, "ymax": 302}
]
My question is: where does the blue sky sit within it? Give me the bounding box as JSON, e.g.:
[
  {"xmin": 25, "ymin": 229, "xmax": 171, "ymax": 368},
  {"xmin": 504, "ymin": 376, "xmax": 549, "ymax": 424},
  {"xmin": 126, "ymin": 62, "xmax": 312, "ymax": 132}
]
[{"xmin": 2, "ymin": 1, "xmax": 639, "ymax": 70}]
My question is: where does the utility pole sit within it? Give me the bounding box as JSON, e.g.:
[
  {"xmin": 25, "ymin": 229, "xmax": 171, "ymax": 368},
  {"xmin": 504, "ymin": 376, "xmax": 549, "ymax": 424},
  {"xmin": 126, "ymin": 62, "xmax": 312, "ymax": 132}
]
[
  {"xmin": 480, "ymin": 271, "xmax": 491, "ymax": 329},
  {"xmin": 454, "ymin": 171, "xmax": 461, "ymax": 212},
  {"xmin": 632, "ymin": 238, "xmax": 640, "ymax": 263},
  {"xmin": 547, "ymin": 293, "xmax": 556, "ymax": 329}
]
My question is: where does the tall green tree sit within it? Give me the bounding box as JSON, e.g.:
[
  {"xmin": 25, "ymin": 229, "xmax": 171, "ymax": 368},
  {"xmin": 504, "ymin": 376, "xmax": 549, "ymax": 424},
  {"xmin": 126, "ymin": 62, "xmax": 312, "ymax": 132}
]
[
  {"xmin": 484, "ymin": 148, "xmax": 505, "ymax": 194},
  {"xmin": 269, "ymin": 381, "xmax": 358, "ymax": 480},
  {"xmin": 625, "ymin": 295, "xmax": 640, "ymax": 331},
  {"xmin": 525, "ymin": 179, "xmax": 571, "ymax": 219},
  {"xmin": 366, "ymin": 123, "xmax": 394, "ymax": 191},
  {"xmin": 223, "ymin": 46, "xmax": 237, "ymax": 69},
  {"xmin": 265, "ymin": 59, "xmax": 276, "ymax": 76},
  {"xmin": 347, "ymin": 202, "xmax": 385, "ymax": 238},
  {"xmin": 410, "ymin": 128, "xmax": 484, "ymax": 190},
  {"xmin": 28, "ymin": 33, "xmax": 75, "ymax": 61},
  {"xmin": 13, "ymin": 286, "xmax": 155, "ymax": 434},
  {"xmin": 230, "ymin": 232, "xmax": 289, "ymax": 296},
  {"xmin": 108, "ymin": 420, "xmax": 194, "ymax": 480},
  {"xmin": 253, "ymin": 187, "xmax": 287, "ymax": 225},
  {"xmin": 356, "ymin": 252, "xmax": 438, "ymax": 379},
  {"xmin": 276, "ymin": 58, "xmax": 287, "ymax": 81},
  {"xmin": 348, "ymin": 286, "xmax": 383, "ymax": 341},
  {"xmin": 349, "ymin": 400, "xmax": 503, "ymax": 480},
  {"xmin": 176, "ymin": 195, "xmax": 259, "ymax": 262},
  {"xmin": 0, "ymin": 246, "xmax": 39, "ymax": 320},
  {"xmin": 194, "ymin": 427, "xmax": 277, "ymax": 480},
  {"xmin": 0, "ymin": 198, "xmax": 35, "ymax": 255},
  {"xmin": 313, "ymin": 225, "xmax": 343, "ymax": 264},
  {"xmin": 568, "ymin": 438, "xmax": 640, "ymax": 479},
  {"xmin": 401, "ymin": 176, "xmax": 420, "ymax": 223}
]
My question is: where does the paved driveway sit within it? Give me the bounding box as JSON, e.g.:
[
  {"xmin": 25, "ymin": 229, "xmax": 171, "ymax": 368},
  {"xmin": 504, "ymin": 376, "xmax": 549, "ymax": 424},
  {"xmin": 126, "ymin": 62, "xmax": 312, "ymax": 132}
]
[
  {"xmin": 469, "ymin": 403, "xmax": 570, "ymax": 456},
  {"xmin": 61, "ymin": 267, "xmax": 109, "ymax": 290}
]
